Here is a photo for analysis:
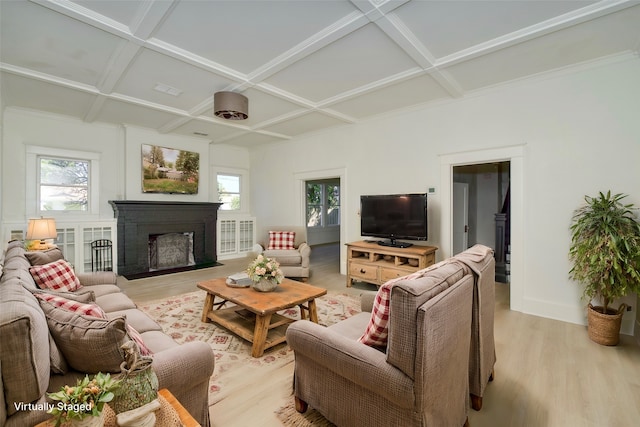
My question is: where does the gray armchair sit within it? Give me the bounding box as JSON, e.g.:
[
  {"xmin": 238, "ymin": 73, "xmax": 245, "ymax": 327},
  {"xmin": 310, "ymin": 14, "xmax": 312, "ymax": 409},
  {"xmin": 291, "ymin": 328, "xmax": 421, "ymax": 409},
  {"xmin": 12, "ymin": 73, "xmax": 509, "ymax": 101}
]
[
  {"xmin": 286, "ymin": 261, "xmax": 474, "ymax": 427},
  {"xmin": 257, "ymin": 226, "xmax": 310, "ymax": 280}
]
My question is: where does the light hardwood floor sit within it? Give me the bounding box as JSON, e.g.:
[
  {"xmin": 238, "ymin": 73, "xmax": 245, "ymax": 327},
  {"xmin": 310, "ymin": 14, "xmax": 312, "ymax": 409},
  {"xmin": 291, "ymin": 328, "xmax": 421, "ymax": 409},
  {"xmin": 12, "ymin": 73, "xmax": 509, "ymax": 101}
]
[{"xmin": 119, "ymin": 244, "xmax": 640, "ymax": 427}]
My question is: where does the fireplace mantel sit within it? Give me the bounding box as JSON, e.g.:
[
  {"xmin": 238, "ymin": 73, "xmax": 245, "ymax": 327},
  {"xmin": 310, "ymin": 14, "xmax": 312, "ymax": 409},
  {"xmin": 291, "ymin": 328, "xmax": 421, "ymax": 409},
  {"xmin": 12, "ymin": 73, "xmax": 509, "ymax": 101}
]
[{"xmin": 109, "ymin": 201, "xmax": 222, "ymax": 278}]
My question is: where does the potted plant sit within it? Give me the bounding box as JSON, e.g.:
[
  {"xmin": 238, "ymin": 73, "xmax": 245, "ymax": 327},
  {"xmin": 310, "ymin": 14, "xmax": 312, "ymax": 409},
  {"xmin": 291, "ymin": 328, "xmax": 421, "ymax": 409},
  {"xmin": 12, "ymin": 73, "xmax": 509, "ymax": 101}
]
[
  {"xmin": 48, "ymin": 372, "xmax": 120, "ymax": 427},
  {"xmin": 247, "ymin": 254, "xmax": 284, "ymax": 292},
  {"xmin": 569, "ymin": 191, "xmax": 640, "ymax": 345}
]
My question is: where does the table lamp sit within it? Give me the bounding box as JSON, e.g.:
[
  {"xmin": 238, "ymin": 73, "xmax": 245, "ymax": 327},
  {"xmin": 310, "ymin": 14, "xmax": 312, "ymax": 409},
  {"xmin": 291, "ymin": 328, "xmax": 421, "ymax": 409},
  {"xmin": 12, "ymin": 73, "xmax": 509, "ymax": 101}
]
[{"xmin": 26, "ymin": 217, "xmax": 57, "ymax": 250}]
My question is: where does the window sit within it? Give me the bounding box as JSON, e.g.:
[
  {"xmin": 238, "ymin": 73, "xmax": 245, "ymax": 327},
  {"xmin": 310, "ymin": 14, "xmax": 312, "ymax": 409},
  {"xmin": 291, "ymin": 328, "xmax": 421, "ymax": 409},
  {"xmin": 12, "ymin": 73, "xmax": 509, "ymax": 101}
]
[
  {"xmin": 38, "ymin": 157, "xmax": 89, "ymax": 211},
  {"xmin": 306, "ymin": 180, "xmax": 340, "ymax": 227},
  {"xmin": 26, "ymin": 145, "xmax": 100, "ymax": 217},
  {"xmin": 217, "ymin": 174, "xmax": 241, "ymax": 210}
]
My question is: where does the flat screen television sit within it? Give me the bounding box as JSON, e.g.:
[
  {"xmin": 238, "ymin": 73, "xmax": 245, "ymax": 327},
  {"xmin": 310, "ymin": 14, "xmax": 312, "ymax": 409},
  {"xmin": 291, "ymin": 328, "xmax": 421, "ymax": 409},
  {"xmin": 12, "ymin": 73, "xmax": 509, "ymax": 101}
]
[{"xmin": 360, "ymin": 193, "xmax": 428, "ymax": 248}]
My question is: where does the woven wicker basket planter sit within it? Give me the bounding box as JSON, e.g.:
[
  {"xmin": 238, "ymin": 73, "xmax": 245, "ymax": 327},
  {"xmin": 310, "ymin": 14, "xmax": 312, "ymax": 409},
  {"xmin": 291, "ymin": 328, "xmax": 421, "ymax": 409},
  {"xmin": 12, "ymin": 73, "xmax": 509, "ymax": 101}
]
[{"xmin": 587, "ymin": 303, "xmax": 626, "ymax": 346}]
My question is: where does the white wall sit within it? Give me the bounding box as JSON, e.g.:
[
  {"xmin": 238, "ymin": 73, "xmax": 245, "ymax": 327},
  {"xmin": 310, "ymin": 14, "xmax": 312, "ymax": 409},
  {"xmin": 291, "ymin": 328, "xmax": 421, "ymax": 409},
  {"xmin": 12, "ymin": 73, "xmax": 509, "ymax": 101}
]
[
  {"xmin": 1, "ymin": 108, "xmax": 250, "ymax": 228},
  {"xmin": 1, "ymin": 108, "xmax": 123, "ymax": 222},
  {"xmin": 123, "ymin": 125, "xmax": 211, "ymax": 202},
  {"xmin": 250, "ymin": 55, "xmax": 640, "ymax": 334}
]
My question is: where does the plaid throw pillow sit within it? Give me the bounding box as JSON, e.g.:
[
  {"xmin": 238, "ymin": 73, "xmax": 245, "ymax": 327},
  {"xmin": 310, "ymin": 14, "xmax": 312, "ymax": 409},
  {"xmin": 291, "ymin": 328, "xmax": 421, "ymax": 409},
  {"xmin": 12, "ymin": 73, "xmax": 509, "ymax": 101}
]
[
  {"xmin": 29, "ymin": 259, "xmax": 82, "ymax": 292},
  {"xmin": 358, "ymin": 269, "xmax": 429, "ymax": 348},
  {"xmin": 268, "ymin": 231, "xmax": 296, "ymax": 250},
  {"xmin": 125, "ymin": 324, "xmax": 153, "ymax": 356},
  {"xmin": 34, "ymin": 293, "xmax": 106, "ymax": 318}
]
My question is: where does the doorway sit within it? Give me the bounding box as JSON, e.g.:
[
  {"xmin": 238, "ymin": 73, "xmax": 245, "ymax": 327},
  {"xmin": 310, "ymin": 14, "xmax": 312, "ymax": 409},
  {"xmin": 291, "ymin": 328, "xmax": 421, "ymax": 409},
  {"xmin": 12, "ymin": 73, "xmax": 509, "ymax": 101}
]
[
  {"xmin": 440, "ymin": 145, "xmax": 524, "ymax": 312},
  {"xmin": 453, "ymin": 162, "xmax": 510, "ymax": 281},
  {"xmin": 294, "ymin": 167, "xmax": 347, "ymax": 275},
  {"xmin": 305, "ymin": 179, "xmax": 341, "ymax": 246}
]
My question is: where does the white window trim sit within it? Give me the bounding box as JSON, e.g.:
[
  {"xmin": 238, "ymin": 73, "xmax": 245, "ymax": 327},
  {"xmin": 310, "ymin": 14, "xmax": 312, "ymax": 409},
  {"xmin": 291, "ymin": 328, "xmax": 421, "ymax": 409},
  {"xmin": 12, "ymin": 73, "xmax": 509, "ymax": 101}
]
[
  {"xmin": 213, "ymin": 167, "xmax": 249, "ymax": 215},
  {"xmin": 26, "ymin": 145, "xmax": 100, "ymax": 219}
]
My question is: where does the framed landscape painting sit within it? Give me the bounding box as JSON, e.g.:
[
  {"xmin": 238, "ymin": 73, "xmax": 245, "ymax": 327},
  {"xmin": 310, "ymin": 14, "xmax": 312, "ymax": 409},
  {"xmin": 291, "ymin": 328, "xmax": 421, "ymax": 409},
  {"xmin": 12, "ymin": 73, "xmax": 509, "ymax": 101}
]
[{"xmin": 142, "ymin": 144, "xmax": 199, "ymax": 194}]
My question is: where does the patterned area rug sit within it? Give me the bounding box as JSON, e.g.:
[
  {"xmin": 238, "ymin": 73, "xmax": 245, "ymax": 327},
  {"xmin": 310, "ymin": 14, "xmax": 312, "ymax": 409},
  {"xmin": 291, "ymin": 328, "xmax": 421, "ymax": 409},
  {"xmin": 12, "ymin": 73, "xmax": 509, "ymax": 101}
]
[{"xmin": 138, "ymin": 289, "xmax": 361, "ymax": 411}]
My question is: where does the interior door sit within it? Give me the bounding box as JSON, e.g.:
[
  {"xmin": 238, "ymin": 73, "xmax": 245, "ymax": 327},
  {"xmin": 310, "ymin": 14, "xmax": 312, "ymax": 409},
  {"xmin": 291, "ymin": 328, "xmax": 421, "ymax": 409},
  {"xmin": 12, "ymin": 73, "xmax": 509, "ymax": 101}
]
[{"xmin": 453, "ymin": 182, "xmax": 469, "ymax": 255}]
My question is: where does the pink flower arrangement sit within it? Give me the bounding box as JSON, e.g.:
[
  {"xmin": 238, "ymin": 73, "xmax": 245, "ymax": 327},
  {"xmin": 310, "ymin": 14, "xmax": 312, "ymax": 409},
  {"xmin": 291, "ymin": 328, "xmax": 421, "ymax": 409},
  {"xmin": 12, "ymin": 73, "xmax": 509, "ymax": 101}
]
[{"xmin": 247, "ymin": 255, "xmax": 284, "ymax": 284}]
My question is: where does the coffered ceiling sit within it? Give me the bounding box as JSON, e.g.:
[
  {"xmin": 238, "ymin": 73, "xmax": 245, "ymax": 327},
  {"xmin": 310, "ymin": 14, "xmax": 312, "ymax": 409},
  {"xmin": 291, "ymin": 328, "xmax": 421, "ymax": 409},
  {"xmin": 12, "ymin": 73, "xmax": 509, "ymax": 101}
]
[{"xmin": 1, "ymin": 0, "xmax": 639, "ymax": 148}]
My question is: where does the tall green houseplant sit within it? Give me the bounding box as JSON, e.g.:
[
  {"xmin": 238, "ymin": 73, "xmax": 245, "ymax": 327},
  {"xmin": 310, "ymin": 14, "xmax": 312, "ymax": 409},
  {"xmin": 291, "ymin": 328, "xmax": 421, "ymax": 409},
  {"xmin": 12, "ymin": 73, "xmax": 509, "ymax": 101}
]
[{"xmin": 569, "ymin": 191, "xmax": 640, "ymax": 344}]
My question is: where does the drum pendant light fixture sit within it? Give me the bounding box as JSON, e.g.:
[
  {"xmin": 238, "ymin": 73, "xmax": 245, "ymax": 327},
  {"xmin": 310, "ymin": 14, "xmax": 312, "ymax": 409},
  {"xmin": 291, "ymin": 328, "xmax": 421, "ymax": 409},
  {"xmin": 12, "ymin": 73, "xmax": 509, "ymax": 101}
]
[{"xmin": 214, "ymin": 91, "xmax": 248, "ymax": 120}]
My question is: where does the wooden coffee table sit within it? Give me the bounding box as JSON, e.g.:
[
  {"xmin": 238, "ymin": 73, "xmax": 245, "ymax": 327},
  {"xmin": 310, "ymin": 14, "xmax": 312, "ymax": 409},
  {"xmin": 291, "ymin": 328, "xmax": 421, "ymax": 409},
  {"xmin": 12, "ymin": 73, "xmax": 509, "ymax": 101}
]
[{"xmin": 197, "ymin": 277, "xmax": 327, "ymax": 357}]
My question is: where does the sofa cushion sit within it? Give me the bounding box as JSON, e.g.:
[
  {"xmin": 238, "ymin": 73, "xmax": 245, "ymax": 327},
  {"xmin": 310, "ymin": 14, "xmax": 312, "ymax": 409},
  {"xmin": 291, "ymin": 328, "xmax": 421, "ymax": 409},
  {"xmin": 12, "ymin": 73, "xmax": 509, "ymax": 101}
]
[
  {"xmin": 39, "ymin": 299, "xmax": 128, "ymax": 373},
  {"xmin": 29, "ymin": 259, "xmax": 82, "ymax": 292},
  {"xmin": 106, "ymin": 309, "xmax": 163, "ymax": 334},
  {"xmin": 95, "ymin": 292, "xmax": 137, "ymax": 312},
  {"xmin": 268, "ymin": 231, "xmax": 296, "ymax": 250},
  {"xmin": 25, "ymin": 248, "xmax": 65, "ymax": 266},
  {"xmin": 262, "ymin": 249, "xmax": 302, "ymax": 266},
  {"xmin": 84, "ymin": 284, "xmax": 122, "ymax": 298}
]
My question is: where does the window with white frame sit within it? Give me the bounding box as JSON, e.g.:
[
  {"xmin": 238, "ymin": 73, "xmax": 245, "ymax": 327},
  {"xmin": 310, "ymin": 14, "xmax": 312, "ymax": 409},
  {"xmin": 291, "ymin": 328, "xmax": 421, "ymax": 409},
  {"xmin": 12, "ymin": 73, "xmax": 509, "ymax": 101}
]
[
  {"xmin": 38, "ymin": 156, "xmax": 89, "ymax": 211},
  {"xmin": 217, "ymin": 173, "xmax": 241, "ymax": 211},
  {"xmin": 306, "ymin": 180, "xmax": 340, "ymax": 228},
  {"xmin": 27, "ymin": 146, "xmax": 100, "ymax": 216}
]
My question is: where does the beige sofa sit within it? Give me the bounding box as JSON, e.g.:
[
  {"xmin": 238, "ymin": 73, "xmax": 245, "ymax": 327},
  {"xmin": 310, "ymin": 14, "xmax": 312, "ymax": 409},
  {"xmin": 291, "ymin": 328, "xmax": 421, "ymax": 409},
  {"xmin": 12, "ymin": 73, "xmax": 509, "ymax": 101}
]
[
  {"xmin": 0, "ymin": 240, "xmax": 215, "ymax": 427},
  {"xmin": 286, "ymin": 246, "xmax": 496, "ymax": 426}
]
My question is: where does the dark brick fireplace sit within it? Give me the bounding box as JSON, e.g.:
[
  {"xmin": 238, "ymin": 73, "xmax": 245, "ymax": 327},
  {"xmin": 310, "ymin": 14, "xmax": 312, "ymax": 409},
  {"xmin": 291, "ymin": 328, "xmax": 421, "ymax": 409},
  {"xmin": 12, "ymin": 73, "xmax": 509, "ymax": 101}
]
[{"xmin": 109, "ymin": 201, "xmax": 222, "ymax": 278}]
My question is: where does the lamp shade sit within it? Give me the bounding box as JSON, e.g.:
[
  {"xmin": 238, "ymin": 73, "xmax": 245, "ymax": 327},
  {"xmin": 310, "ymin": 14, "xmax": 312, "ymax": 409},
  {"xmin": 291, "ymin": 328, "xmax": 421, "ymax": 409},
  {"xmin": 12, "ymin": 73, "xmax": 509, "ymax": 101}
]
[
  {"xmin": 214, "ymin": 91, "xmax": 248, "ymax": 120},
  {"xmin": 26, "ymin": 217, "xmax": 58, "ymax": 241}
]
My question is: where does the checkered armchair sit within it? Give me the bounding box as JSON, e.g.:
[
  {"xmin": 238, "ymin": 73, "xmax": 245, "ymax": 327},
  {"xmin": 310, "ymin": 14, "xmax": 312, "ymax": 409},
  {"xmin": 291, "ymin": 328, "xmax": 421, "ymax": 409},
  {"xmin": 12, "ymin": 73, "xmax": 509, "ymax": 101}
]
[{"xmin": 256, "ymin": 226, "xmax": 310, "ymax": 280}]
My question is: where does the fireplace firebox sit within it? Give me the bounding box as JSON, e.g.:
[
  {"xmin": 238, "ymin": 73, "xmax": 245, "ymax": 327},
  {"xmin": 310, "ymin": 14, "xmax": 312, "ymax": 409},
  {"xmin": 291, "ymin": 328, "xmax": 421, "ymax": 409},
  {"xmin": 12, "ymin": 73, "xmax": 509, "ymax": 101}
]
[{"xmin": 109, "ymin": 201, "xmax": 222, "ymax": 279}]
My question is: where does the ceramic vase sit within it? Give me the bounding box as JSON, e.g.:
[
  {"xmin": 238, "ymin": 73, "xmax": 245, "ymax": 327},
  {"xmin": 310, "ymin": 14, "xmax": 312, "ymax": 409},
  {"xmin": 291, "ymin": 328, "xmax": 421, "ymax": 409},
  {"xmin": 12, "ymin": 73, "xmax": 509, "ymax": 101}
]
[{"xmin": 251, "ymin": 278, "xmax": 278, "ymax": 292}]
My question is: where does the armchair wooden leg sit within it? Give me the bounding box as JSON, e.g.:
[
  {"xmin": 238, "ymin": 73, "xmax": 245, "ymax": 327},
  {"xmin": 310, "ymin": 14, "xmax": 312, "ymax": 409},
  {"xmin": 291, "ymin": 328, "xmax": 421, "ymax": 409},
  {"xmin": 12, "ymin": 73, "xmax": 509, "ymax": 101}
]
[
  {"xmin": 471, "ymin": 369, "xmax": 494, "ymax": 411},
  {"xmin": 294, "ymin": 396, "xmax": 308, "ymax": 413},
  {"xmin": 471, "ymin": 394, "xmax": 483, "ymax": 411},
  {"xmin": 463, "ymin": 417, "xmax": 470, "ymax": 427}
]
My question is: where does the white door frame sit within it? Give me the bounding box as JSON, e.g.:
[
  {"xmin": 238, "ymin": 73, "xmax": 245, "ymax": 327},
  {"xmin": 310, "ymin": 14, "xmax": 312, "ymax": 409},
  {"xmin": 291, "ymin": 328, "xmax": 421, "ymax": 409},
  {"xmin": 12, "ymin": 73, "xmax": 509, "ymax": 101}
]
[
  {"xmin": 440, "ymin": 145, "xmax": 525, "ymax": 312},
  {"xmin": 294, "ymin": 167, "xmax": 348, "ymax": 275}
]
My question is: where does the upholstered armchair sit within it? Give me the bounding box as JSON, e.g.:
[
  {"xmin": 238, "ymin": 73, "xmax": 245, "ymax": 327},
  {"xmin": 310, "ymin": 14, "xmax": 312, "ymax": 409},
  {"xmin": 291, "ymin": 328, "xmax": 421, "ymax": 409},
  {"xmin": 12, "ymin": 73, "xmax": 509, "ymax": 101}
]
[
  {"xmin": 256, "ymin": 226, "xmax": 311, "ymax": 280},
  {"xmin": 454, "ymin": 245, "xmax": 497, "ymax": 411},
  {"xmin": 286, "ymin": 261, "xmax": 474, "ymax": 427}
]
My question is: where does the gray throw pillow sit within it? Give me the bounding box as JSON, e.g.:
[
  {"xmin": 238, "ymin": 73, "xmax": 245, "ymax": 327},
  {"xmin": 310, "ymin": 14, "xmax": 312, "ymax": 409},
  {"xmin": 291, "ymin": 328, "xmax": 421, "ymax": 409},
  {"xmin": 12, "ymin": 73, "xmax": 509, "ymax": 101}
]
[
  {"xmin": 39, "ymin": 299, "xmax": 128, "ymax": 373},
  {"xmin": 24, "ymin": 247, "xmax": 64, "ymax": 265}
]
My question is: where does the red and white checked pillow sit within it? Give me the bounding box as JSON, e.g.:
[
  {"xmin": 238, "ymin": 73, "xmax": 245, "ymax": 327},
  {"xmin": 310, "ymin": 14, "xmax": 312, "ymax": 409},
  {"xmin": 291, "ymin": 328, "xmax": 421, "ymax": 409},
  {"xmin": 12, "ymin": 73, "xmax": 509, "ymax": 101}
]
[
  {"xmin": 268, "ymin": 231, "xmax": 296, "ymax": 250},
  {"xmin": 125, "ymin": 324, "xmax": 153, "ymax": 356},
  {"xmin": 35, "ymin": 293, "xmax": 106, "ymax": 318},
  {"xmin": 29, "ymin": 259, "xmax": 82, "ymax": 292},
  {"xmin": 358, "ymin": 269, "xmax": 431, "ymax": 348},
  {"xmin": 34, "ymin": 293, "xmax": 153, "ymax": 356}
]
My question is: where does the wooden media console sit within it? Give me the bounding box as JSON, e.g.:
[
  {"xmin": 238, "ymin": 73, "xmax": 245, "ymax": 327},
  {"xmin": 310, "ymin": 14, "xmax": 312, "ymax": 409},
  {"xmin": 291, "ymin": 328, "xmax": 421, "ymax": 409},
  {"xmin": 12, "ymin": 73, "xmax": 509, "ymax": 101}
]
[{"xmin": 346, "ymin": 240, "xmax": 438, "ymax": 287}]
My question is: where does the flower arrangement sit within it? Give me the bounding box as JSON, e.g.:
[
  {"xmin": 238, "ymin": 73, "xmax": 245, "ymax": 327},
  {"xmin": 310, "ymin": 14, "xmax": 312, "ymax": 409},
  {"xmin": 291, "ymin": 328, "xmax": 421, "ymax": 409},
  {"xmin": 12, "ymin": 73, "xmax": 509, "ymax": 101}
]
[
  {"xmin": 247, "ymin": 254, "xmax": 284, "ymax": 284},
  {"xmin": 48, "ymin": 372, "xmax": 120, "ymax": 426}
]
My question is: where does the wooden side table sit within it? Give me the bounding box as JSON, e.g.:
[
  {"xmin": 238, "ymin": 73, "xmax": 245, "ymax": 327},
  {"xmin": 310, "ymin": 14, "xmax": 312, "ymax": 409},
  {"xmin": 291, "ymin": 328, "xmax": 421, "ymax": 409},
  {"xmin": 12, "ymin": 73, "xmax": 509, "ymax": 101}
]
[{"xmin": 158, "ymin": 388, "xmax": 200, "ymax": 427}]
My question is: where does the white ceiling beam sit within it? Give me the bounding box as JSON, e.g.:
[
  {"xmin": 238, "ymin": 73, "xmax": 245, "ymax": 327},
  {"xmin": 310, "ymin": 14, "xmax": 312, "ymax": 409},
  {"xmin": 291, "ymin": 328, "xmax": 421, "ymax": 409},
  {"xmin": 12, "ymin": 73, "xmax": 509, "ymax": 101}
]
[{"xmin": 246, "ymin": 11, "xmax": 370, "ymax": 84}]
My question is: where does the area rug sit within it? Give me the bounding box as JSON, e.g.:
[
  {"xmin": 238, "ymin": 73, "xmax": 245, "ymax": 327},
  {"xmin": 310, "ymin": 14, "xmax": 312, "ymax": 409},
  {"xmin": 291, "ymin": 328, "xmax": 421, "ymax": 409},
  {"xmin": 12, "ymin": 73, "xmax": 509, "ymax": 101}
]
[{"xmin": 138, "ymin": 289, "xmax": 360, "ymax": 411}]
